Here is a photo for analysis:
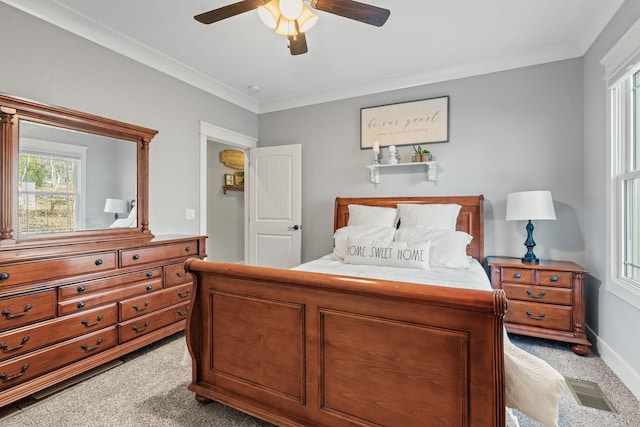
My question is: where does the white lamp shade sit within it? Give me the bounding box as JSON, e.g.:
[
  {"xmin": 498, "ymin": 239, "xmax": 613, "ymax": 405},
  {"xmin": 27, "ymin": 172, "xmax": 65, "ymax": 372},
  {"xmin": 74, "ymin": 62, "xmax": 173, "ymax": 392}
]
[
  {"xmin": 506, "ymin": 191, "xmax": 556, "ymax": 221},
  {"xmin": 258, "ymin": 1, "xmax": 280, "ymax": 29},
  {"xmin": 104, "ymin": 198, "xmax": 128, "ymax": 214}
]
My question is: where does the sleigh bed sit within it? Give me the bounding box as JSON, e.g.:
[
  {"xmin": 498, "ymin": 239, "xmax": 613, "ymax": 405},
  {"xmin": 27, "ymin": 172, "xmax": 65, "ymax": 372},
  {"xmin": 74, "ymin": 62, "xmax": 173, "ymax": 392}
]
[{"xmin": 185, "ymin": 195, "xmax": 563, "ymax": 427}]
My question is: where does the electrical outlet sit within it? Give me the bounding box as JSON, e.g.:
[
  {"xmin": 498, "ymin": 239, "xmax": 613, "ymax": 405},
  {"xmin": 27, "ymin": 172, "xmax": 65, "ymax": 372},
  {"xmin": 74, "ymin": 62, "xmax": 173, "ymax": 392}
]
[{"xmin": 185, "ymin": 209, "xmax": 196, "ymax": 220}]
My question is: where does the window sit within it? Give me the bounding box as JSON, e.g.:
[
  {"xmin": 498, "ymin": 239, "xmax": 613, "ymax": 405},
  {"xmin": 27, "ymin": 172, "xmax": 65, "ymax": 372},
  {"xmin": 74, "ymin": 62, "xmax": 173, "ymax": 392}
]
[
  {"xmin": 603, "ymin": 17, "xmax": 640, "ymax": 308},
  {"xmin": 18, "ymin": 139, "xmax": 87, "ymax": 234}
]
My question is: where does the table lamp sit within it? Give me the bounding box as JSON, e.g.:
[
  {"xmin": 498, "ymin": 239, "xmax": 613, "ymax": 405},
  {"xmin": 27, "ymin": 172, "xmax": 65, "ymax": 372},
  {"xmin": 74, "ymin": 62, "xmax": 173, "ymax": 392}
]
[
  {"xmin": 506, "ymin": 190, "xmax": 556, "ymax": 264},
  {"xmin": 104, "ymin": 198, "xmax": 128, "ymax": 220}
]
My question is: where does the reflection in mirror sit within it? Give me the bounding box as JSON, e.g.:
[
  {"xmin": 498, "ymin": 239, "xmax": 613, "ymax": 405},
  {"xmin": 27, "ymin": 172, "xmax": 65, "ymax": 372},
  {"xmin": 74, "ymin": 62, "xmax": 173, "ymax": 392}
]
[{"xmin": 18, "ymin": 121, "xmax": 137, "ymax": 235}]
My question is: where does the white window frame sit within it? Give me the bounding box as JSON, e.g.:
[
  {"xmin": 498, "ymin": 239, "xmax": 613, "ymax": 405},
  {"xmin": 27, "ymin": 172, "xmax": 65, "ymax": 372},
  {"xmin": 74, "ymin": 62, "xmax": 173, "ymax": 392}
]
[
  {"xmin": 19, "ymin": 138, "xmax": 88, "ymax": 231},
  {"xmin": 602, "ymin": 17, "xmax": 640, "ymax": 309}
]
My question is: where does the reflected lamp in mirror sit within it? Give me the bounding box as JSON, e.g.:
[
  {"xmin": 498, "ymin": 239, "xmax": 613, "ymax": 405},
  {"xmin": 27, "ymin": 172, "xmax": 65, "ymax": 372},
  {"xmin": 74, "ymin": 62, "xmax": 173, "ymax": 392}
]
[
  {"xmin": 506, "ymin": 190, "xmax": 556, "ymax": 264},
  {"xmin": 104, "ymin": 198, "xmax": 128, "ymax": 220}
]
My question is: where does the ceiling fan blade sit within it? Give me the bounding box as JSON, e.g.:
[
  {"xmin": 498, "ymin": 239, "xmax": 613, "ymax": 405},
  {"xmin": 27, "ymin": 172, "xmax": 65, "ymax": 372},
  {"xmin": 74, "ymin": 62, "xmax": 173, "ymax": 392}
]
[
  {"xmin": 194, "ymin": 0, "xmax": 264, "ymax": 24},
  {"xmin": 313, "ymin": 0, "xmax": 390, "ymax": 27},
  {"xmin": 288, "ymin": 33, "xmax": 308, "ymax": 55}
]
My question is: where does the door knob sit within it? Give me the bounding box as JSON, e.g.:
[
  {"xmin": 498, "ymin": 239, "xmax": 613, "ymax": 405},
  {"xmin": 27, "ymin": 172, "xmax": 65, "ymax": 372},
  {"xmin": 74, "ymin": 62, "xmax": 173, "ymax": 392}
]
[{"xmin": 288, "ymin": 225, "xmax": 300, "ymax": 231}]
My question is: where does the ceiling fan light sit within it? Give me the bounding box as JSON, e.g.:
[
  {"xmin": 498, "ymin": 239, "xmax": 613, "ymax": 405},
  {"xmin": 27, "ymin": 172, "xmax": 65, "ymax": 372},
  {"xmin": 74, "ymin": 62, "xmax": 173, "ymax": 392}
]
[
  {"xmin": 275, "ymin": 16, "xmax": 298, "ymax": 36},
  {"xmin": 258, "ymin": 0, "xmax": 280, "ymax": 29},
  {"xmin": 296, "ymin": 6, "xmax": 317, "ymax": 33},
  {"xmin": 279, "ymin": 0, "xmax": 303, "ymax": 20}
]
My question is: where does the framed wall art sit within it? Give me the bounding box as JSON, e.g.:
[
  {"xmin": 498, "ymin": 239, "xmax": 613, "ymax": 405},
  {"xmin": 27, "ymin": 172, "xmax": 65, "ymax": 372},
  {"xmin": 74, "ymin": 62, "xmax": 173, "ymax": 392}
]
[{"xmin": 360, "ymin": 96, "xmax": 449, "ymax": 149}]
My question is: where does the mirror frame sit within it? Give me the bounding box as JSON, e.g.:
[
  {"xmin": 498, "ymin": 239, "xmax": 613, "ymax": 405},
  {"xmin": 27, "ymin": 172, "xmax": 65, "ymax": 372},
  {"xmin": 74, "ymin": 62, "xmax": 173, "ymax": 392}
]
[{"xmin": 0, "ymin": 93, "xmax": 157, "ymax": 246}]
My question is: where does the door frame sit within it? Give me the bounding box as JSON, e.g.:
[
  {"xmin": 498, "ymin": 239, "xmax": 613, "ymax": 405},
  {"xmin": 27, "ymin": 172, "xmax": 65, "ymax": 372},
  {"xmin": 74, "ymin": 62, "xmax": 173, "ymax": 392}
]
[{"xmin": 199, "ymin": 121, "xmax": 258, "ymax": 260}]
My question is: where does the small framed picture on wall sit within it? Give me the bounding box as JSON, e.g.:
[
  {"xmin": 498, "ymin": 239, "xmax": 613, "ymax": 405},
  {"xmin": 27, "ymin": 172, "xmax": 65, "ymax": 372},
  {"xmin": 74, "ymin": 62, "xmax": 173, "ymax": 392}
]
[{"xmin": 225, "ymin": 174, "xmax": 235, "ymax": 185}]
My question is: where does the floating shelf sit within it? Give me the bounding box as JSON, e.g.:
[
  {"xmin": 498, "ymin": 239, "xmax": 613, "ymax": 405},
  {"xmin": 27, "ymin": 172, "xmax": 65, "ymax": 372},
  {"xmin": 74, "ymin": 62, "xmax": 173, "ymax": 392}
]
[
  {"xmin": 366, "ymin": 161, "xmax": 438, "ymax": 184},
  {"xmin": 223, "ymin": 185, "xmax": 244, "ymax": 194}
]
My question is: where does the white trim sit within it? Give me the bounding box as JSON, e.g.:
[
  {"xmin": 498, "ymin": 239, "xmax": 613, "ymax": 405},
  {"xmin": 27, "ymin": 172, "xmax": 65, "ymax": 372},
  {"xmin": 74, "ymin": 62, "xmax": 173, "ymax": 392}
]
[
  {"xmin": 199, "ymin": 121, "xmax": 257, "ymax": 260},
  {"xmin": 589, "ymin": 325, "xmax": 640, "ymax": 401},
  {"xmin": 601, "ymin": 16, "xmax": 640, "ymax": 83}
]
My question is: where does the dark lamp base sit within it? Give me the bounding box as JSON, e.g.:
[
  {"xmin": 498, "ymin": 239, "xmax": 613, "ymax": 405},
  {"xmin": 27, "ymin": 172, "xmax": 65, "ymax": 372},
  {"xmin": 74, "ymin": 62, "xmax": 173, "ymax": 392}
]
[{"xmin": 521, "ymin": 255, "xmax": 540, "ymax": 264}]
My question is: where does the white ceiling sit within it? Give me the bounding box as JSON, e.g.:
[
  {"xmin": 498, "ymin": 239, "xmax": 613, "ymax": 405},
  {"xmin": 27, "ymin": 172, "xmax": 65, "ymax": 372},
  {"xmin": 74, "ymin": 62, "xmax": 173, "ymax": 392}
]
[{"xmin": 2, "ymin": 0, "xmax": 624, "ymax": 113}]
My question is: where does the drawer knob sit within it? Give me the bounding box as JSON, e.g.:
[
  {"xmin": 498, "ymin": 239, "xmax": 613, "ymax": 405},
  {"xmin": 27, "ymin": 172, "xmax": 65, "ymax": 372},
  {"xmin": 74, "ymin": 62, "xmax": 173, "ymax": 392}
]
[
  {"xmin": 81, "ymin": 338, "xmax": 103, "ymax": 352},
  {"xmin": 526, "ymin": 290, "xmax": 547, "ymax": 299},
  {"xmin": 550, "ymin": 275, "xmax": 558, "ymax": 282},
  {"xmin": 81, "ymin": 314, "xmax": 104, "ymax": 328},
  {"xmin": 146, "ymin": 271, "xmax": 153, "ymax": 278},
  {"xmin": 132, "ymin": 254, "xmax": 140, "ymax": 260},
  {"xmin": 132, "ymin": 321, "xmax": 150, "ymax": 333},
  {"xmin": 2, "ymin": 304, "xmax": 32, "ymax": 319},
  {"xmin": 526, "ymin": 311, "xmax": 546, "ymax": 320},
  {"xmin": 146, "ymin": 284, "xmax": 153, "ymax": 292},
  {"xmin": 513, "ymin": 273, "xmax": 521, "ymax": 279},
  {"xmin": 0, "ymin": 364, "xmax": 29, "ymax": 382},
  {"xmin": 133, "ymin": 301, "xmax": 150, "ymax": 312},
  {"xmin": 94, "ymin": 259, "xmax": 103, "ymax": 266},
  {"xmin": 77, "ymin": 301, "xmax": 86, "ymax": 310},
  {"xmin": 0, "ymin": 335, "xmax": 30, "ymax": 352},
  {"xmin": 0, "ymin": 272, "xmax": 9, "ymax": 281},
  {"xmin": 185, "ymin": 246, "xmax": 191, "ymax": 252},
  {"xmin": 77, "ymin": 285, "xmax": 86, "ymax": 293}
]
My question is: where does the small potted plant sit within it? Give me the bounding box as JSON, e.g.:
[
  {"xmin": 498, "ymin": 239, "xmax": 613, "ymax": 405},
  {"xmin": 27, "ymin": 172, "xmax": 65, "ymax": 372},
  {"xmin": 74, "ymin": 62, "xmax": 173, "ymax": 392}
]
[
  {"xmin": 420, "ymin": 149, "xmax": 431, "ymax": 162},
  {"xmin": 412, "ymin": 146, "xmax": 422, "ymax": 162}
]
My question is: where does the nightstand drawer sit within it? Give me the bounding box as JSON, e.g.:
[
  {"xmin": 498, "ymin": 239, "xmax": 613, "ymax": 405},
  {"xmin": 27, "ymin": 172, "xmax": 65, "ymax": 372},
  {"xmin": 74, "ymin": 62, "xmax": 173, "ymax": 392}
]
[
  {"xmin": 503, "ymin": 283, "xmax": 572, "ymax": 305},
  {"xmin": 506, "ymin": 300, "xmax": 572, "ymax": 331},
  {"xmin": 502, "ymin": 267, "xmax": 533, "ymax": 284},
  {"xmin": 539, "ymin": 271, "xmax": 572, "ymax": 288}
]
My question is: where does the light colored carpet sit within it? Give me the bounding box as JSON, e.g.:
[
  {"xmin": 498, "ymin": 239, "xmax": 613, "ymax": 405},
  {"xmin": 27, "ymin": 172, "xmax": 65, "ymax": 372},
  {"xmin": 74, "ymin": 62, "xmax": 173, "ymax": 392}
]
[{"xmin": 1, "ymin": 332, "xmax": 638, "ymax": 426}]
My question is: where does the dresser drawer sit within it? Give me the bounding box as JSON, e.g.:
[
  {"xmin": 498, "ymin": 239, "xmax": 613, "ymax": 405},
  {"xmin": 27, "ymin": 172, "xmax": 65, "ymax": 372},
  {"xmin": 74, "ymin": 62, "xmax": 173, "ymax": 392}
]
[
  {"xmin": 503, "ymin": 283, "xmax": 572, "ymax": 305},
  {"xmin": 164, "ymin": 262, "xmax": 192, "ymax": 288},
  {"xmin": 0, "ymin": 304, "xmax": 117, "ymax": 361},
  {"xmin": 539, "ymin": 270, "xmax": 572, "ymax": 288},
  {"xmin": 118, "ymin": 302, "xmax": 189, "ymax": 343},
  {"xmin": 58, "ymin": 280, "xmax": 161, "ymax": 315},
  {"xmin": 505, "ymin": 300, "xmax": 572, "ymax": 331},
  {"xmin": 501, "ymin": 267, "xmax": 533, "ymax": 284},
  {"xmin": 120, "ymin": 240, "xmax": 198, "ymax": 268},
  {"xmin": 0, "ymin": 290, "xmax": 56, "ymax": 332},
  {"xmin": 58, "ymin": 268, "xmax": 162, "ymax": 299},
  {"xmin": 0, "ymin": 326, "xmax": 117, "ymax": 391},
  {"xmin": 119, "ymin": 284, "xmax": 192, "ymax": 321},
  {"xmin": 0, "ymin": 252, "xmax": 116, "ymax": 287}
]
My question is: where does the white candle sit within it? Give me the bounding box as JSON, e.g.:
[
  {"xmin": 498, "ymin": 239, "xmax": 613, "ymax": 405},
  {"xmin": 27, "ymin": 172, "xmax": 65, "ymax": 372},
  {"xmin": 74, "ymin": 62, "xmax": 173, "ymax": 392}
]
[{"xmin": 372, "ymin": 140, "xmax": 380, "ymax": 153}]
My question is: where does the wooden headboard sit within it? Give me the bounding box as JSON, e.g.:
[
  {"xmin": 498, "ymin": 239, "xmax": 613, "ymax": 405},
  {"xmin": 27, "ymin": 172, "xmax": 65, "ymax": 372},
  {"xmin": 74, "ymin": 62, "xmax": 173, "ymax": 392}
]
[{"xmin": 334, "ymin": 195, "xmax": 485, "ymax": 261}]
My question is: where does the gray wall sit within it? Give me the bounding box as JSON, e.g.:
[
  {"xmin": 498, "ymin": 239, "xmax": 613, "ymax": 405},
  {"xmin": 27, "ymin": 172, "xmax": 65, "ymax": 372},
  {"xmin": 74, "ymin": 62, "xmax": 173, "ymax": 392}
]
[
  {"xmin": 583, "ymin": 0, "xmax": 640, "ymax": 397},
  {"xmin": 0, "ymin": 3, "xmax": 258, "ymax": 237},
  {"xmin": 259, "ymin": 59, "xmax": 585, "ymax": 265}
]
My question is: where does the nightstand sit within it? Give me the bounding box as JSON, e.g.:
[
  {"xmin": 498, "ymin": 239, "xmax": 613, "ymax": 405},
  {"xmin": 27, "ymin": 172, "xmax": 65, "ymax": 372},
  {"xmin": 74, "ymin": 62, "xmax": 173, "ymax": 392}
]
[{"xmin": 487, "ymin": 256, "xmax": 591, "ymax": 355}]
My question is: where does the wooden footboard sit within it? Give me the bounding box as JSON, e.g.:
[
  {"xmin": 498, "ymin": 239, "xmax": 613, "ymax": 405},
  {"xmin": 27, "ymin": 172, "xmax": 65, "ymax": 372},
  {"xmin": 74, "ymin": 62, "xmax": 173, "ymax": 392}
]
[{"xmin": 185, "ymin": 260, "xmax": 507, "ymax": 427}]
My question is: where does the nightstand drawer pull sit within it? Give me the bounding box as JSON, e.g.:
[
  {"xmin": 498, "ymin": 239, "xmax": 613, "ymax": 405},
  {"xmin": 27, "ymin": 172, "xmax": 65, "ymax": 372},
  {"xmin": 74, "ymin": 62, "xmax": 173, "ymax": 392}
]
[
  {"xmin": 2, "ymin": 304, "xmax": 32, "ymax": 319},
  {"xmin": 132, "ymin": 321, "xmax": 150, "ymax": 332},
  {"xmin": 177, "ymin": 289, "xmax": 190, "ymax": 298},
  {"xmin": 177, "ymin": 309, "xmax": 188, "ymax": 316},
  {"xmin": 0, "ymin": 336, "xmax": 30, "ymax": 352},
  {"xmin": 526, "ymin": 311, "xmax": 546, "ymax": 320},
  {"xmin": 0, "ymin": 364, "xmax": 29, "ymax": 382},
  {"xmin": 526, "ymin": 290, "xmax": 547, "ymax": 299},
  {"xmin": 133, "ymin": 301, "xmax": 150, "ymax": 312},
  {"xmin": 513, "ymin": 273, "xmax": 521, "ymax": 279},
  {"xmin": 550, "ymin": 275, "xmax": 558, "ymax": 282},
  {"xmin": 81, "ymin": 314, "xmax": 104, "ymax": 327},
  {"xmin": 175, "ymin": 271, "xmax": 186, "ymax": 278},
  {"xmin": 81, "ymin": 338, "xmax": 103, "ymax": 352}
]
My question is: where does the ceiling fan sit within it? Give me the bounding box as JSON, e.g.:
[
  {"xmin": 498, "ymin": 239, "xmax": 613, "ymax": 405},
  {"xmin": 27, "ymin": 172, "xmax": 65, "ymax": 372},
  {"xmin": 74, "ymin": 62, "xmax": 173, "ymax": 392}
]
[{"xmin": 195, "ymin": 0, "xmax": 390, "ymax": 55}]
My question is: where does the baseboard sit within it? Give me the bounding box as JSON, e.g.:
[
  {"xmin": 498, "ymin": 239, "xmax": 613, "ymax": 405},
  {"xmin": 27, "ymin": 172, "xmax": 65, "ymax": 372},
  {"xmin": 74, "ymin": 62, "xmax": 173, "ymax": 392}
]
[{"xmin": 588, "ymin": 325, "xmax": 640, "ymax": 400}]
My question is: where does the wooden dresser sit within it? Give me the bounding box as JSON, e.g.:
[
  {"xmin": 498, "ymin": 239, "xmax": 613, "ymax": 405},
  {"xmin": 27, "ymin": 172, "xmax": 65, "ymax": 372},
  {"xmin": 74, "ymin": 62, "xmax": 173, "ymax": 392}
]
[
  {"xmin": 487, "ymin": 256, "xmax": 591, "ymax": 355},
  {"xmin": 0, "ymin": 234, "xmax": 205, "ymax": 407}
]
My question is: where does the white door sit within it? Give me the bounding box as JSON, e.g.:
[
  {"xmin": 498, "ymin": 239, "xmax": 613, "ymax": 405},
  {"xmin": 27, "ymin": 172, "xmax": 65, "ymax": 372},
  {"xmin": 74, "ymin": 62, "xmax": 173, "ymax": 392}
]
[{"xmin": 248, "ymin": 144, "xmax": 302, "ymax": 268}]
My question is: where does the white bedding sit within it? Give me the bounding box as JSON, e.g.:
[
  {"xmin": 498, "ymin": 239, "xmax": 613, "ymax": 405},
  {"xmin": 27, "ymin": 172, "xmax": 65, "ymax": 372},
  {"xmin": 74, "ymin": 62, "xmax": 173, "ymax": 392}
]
[{"xmin": 294, "ymin": 254, "xmax": 565, "ymax": 427}]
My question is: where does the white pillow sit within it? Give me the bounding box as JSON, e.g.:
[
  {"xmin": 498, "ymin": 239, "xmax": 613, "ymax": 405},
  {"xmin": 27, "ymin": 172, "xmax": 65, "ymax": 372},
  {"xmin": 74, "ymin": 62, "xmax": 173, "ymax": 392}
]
[
  {"xmin": 394, "ymin": 226, "xmax": 472, "ymax": 269},
  {"xmin": 347, "ymin": 204, "xmax": 398, "ymax": 227},
  {"xmin": 333, "ymin": 226, "xmax": 396, "ymax": 259},
  {"xmin": 397, "ymin": 203, "xmax": 461, "ymax": 231},
  {"xmin": 343, "ymin": 239, "xmax": 431, "ymax": 270}
]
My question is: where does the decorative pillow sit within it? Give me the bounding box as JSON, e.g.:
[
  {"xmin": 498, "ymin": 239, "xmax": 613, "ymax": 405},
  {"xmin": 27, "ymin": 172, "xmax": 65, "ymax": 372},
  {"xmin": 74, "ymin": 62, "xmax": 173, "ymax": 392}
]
[
  {"xmin": 333, "ymin": 226, "xmax": 396, "ymax": 259},
  {"xmin": 394, "ymin": 226, "xmax": 472, "ymax": 269},
  {"xmin": 347, "ymin": 204, "xmax": 398, "ymax": 227},
  {"xmin": 397, "ymin": 203, "xmax": 461, "ymax": 230},
  {"xmin": 343, "ymin": 239, "xmax": 431, "ymax": 270}
]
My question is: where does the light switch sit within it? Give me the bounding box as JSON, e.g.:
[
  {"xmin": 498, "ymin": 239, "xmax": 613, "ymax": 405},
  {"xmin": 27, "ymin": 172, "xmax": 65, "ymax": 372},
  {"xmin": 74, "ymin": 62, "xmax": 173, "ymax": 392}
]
[{"xmin": 185, "ymin": 209, "xmax": 196, "ymax": 220}]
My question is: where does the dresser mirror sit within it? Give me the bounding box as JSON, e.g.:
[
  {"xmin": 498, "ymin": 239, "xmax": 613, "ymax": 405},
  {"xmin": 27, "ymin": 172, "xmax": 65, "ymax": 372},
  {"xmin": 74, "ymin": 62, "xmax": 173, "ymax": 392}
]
[{"xmin": 0, "ymin": 93, "xmax": 157, "ymax": 246}]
